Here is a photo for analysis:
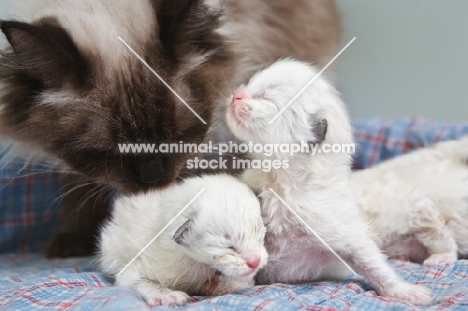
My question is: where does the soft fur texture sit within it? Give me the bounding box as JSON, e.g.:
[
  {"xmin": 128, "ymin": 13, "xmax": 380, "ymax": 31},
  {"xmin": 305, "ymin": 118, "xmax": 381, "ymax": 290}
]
[
  {"xmin": 226, "ymin": 59, "xmax": 433, "ymax": 305},
  {"xmin": 0, "ymin": 0, "xmax": 232, "ymax": 192},
  {"xmin": 352, "ymin": 136, "xmax": 468, "ymax": 265},
  {"xmin": 0, "ymin": 0, "xmax": 340, "ymax": 257},
  {"xmin": 0, "ymin": 0, "xmax": 340, "ymax": 192},
  {"xmin": 98, "ymin": 174, "xmax": 267, "ymax": 307}
]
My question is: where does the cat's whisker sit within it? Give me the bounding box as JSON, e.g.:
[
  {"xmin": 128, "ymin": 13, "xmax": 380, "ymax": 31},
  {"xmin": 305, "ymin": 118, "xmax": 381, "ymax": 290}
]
[
  {"xmin": 57, "ymin": 180, "xmax": 94, "ymax": 198},
  {"xmin": 221, "ymin": 71, "xmax": 233, "ymax": 95},
  {"xmin": 104, "ymin": 150, "xmax": 114, "ymax": 188},
  {"xmin": 91, "ymin": 187, "xmax": 107, "ymax": 215},
  {"xmin": 71, "ymin": 184, "xmax": 103, "ymax": 218},
  {"xmin": 53, "ymin": 181, "xmax": 95, "ymax": 206}
]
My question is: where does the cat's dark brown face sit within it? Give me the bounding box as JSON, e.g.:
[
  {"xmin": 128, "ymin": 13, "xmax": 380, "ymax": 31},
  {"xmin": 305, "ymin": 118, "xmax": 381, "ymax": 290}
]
[{"xmin": 0, "ymin": 0, "xmax": 233, "ymax": 192}]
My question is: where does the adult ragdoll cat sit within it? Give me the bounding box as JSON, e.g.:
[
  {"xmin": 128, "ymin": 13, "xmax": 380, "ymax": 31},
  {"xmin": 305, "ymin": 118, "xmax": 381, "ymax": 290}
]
[
  {"xmin": 98, "ymin": 174, "xmax": 268, "ymax": 306},
  {"xmin": 352, "ymin": 136, "xmax": 468, "ymax": 265},
  {"xmin": 0, "ymin": 0, "xmax": 341, "ymax": 257},
  {"xmin": 226, "ymin": 59, "xmax": 433, "ymax": 305}
]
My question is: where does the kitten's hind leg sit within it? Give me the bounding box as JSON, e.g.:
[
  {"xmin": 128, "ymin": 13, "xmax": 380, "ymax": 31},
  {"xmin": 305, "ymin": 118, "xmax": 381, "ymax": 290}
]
[
  {"xmin": 117, "ymin": 270, "xmax": 190, "ymax": 307},
  {"xmin": 410, "ymin": 198, "xmax": 458, "ymax": 266}
]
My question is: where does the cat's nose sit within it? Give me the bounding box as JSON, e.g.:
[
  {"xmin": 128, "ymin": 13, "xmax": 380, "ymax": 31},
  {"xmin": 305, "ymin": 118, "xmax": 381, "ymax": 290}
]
[
  {"xmin": 246, "ymin": 256, "xmax": 261, "ymax": 269},
  {"xmin": 132, "ymin": 156, "xmax": 165, "ymax": 184}
]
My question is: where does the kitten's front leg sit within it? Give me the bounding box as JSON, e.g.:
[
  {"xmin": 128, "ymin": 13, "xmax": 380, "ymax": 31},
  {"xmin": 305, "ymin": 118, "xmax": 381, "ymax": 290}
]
[
  {"xmin": 337, "ymin": 226, "xmax": 434, "ymax": 305},
  {"xmin": 117, "ymin": 270, "xmax": 190, "ymax": 307}
]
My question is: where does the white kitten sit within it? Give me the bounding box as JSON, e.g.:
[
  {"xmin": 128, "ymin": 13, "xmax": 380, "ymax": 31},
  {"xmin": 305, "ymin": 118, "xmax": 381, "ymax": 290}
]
[
  {"xmin": 98, "ymin": 174, "xmax": 268, "ymax": 307},
  {"xmin": 352, "ymin": 136, "xmax": 468, "ymax": 265},
  {"xmin": 226, "ymin": 59, "xmax": 433, "ymax": 305}
]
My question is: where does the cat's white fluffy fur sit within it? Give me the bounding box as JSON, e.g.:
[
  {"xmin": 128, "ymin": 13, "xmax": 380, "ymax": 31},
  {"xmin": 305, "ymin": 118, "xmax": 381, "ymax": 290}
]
[
  {"xmin": 352, "ymin": 136, "xmax": 468, "ymax": 265},
  {"xmin": 226, "ymin": 59, "xmax": 433, "ymax": 305},
  {"xmin": 98, "ymin": 174, "xmax": 268, "ymax": 306}
]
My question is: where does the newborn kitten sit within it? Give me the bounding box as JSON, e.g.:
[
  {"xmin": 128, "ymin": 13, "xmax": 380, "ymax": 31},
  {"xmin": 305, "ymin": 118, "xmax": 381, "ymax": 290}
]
[
  {"xmin": 352, "ymin": 136, "xmax": 468, "ymax": 265},
  {"xmin": 0, "ymin": 0, "xmax": 340, "ymax": 257},
  {"xmin": 226, "ymin": 59, "xmax": 433, "ymax": 305},
  {"xmin": 98, "ymin": 174, "xmax": 267, "ymax": 307}
]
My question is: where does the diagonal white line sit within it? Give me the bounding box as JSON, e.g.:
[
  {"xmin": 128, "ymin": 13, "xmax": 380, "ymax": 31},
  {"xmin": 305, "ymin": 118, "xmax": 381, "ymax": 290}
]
[
  {"xmin": 269, "ymin": 37, "xmax": 357, "ymax": 125},
  {"xmin": 269, "ymin": 188, "xmax": 358, "ymax": 276},
  {"xmin": 118, "ymin": 36, "xmax": 207, "ymax": 125},
  {"xmin": 117, "ymin": 188, "xmax": 206, "ymax": 277}
]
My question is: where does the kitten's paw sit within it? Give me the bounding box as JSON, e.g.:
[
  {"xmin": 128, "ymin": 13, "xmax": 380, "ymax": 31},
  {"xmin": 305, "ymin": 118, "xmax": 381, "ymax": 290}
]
[
  {"xmin": 385, "ymin": 282, "xmax": 433, "ymax": 305},
  {"xmin": 147, "ymin": 291, "xmax": 191, "ymax": 307},
  {"xmin": 423, "ymin": 253, "xmax": 457, "ymax": 266}
]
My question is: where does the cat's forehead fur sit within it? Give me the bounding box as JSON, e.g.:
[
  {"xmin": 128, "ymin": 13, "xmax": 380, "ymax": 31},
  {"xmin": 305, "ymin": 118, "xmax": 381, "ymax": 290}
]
[
  {"xmin": 16, "ymin": 0, "xmax": 158, "ymax": 70},
  {"xmin": 11, "ymin": 0, "xmax": 221, "ymax": 102},
  {"xmin": 0, "ymin": 0, "xmax": 233, "ymax": 191}
]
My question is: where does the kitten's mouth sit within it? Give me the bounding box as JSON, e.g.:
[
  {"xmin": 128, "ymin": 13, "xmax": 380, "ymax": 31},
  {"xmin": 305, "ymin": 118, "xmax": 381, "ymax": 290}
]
[
  {"xmin": 229, "ymin": 101, "xmax": 252, "ymax": 129},
  {"xmin": 228, "ymin": 89, "xmax": 252, "ymax": 128},
  {"xmin": 242, "ymin": 268, "xmax": 258, "ymax": 277},
  {"xmin": 229, "ymin": 107, "xmax": 245, "ymax": 127}
]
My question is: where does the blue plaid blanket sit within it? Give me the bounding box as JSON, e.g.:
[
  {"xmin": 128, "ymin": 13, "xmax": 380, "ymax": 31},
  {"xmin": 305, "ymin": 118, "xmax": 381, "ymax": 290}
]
[
  {"xmin": 1, "ymin": 255, "xmax": 467, "ymax": 310},
  {"xmin": 1, "ymin": 117, "xmax": 468, "ymax": 310}
]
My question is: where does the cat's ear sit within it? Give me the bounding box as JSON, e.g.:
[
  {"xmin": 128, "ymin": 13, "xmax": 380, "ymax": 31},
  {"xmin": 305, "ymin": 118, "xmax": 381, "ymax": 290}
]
[
  {"xmin": 157, "ymin": 0, "xmax": 223, "ymax": 55},
  {"xmin": 173, "ymin": 219, "xmax": 191, "ymax": 246},
  {"xmin": 0, "ymin": 19, "xmax": 88, "ymax": 84},
  {"xmin": 308, "ymin": 116, "xmax": 328, "ymax": 145}
]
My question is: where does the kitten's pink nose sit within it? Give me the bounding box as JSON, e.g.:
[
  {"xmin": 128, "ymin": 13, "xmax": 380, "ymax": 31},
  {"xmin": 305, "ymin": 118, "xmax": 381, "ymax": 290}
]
[
  {"xmin": 232, "ymin": 88, "xmax": 249, "ymax": 104},
  {"xmin": 246, "ymin": 256, "xmax": 261, "ymax": 269}
]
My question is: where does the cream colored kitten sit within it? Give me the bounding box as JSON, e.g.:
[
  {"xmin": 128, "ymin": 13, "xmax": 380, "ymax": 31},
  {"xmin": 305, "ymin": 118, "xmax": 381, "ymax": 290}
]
[
  {"xmin": 352, "ymin": 136, "xmax": 468, "ymax": 265},
  {"xmin": 98, "ymin": 175, "xmax": 267, "ymax": 307},
  {"xmin": 227, "ymin": 59, "xmax": 433, "ymax": 305}
]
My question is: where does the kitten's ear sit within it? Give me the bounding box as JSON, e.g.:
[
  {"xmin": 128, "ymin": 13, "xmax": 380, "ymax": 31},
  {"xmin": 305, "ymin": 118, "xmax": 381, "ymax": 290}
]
[
  {"xmin": 0, "ymin": 19, "xmax": 88, "ymax": 84},
  {"xmin": 308, "ymin": 116, "xmax": 328, "ymax": 145},
  {"xmin": 173, "ymin": 219, "xmax": 191, "ymax": 246},
  {"xmin": 157, "ymin": 0, "xmax": 222, "ymax": 55}
]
